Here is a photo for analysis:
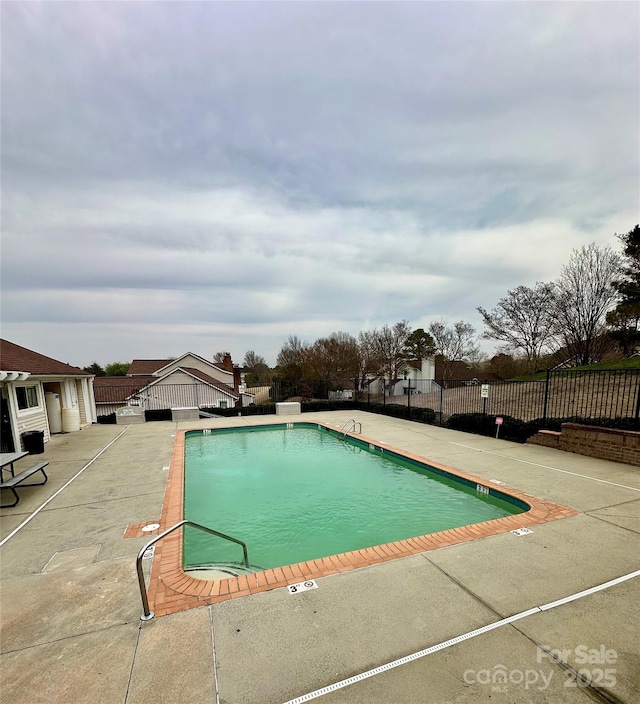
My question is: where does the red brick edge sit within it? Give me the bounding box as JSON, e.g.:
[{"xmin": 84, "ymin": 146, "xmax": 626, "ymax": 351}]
[{"xmin": 146, "ymin": 423, "xmax": 578, "ymax": 617}]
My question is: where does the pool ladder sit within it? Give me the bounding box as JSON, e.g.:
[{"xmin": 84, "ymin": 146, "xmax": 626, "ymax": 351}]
[
  {"xmin": 339, "ymin": 418, "xmax": 362, "ymax": 437},
  {"xmin": 136, "ymin": 519, "xmax": 249, "ymax": 621}
]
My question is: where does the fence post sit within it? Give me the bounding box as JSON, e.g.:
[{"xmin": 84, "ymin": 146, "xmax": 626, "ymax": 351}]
[
  {"xmin": 439, "ymin": 382, "xmax": 444, "ymax": 426},
  {"xmin": 407, "ymin": 378, "xmax": 411, "ymax": 417},
  {"xmin": 542, "ymin": 369, "xmax": 551, "ymax": 428}
]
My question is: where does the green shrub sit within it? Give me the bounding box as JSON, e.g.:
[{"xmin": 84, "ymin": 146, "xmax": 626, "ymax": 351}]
[
  {"xmin": 200, "ymin": 404, "xmax": 277, "ymax": 417},
  {"xmin": 145, "ymin": 409, "xmax": 172, "ymax": 422},
  {"xmin": 446, "ymin": 413, "xmax": 530, "ymax": 442},
  {"xmin": 528, "ymin": 416, "xmax": 640, "ymax": 433},
  {"xmin": 301, "ymin": 400, "xmax": 358, "ymax": 412},
  {"xmin": 446, "ymin": 413, "xmax": 640, "ymax": 442},
  {"xmin": 242, "ymin": 403, "xmax": 277, "ymax": 416},
  {"xmin": 353, "ymin": 401, "xmax": 436, "ymax": 425},
  {"xmin": 97, "ymin": 413, "xmax": 116, "ymax": 424}
]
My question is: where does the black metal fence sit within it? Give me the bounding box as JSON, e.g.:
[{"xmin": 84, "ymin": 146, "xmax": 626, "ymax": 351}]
[
  {"xmin": 94, "ymin": 381, "xmax": 244, "ymax": 421},
  {"xmin": 95, "ymin": 369, "xmax": 640, "ymax": 429},
  {"xmin": 399, "ymin": 369, "xmax": 640, "ymax": 425},
  {"xmin": 270, "ymin": 369, "xmax": 640, "ymax": 427}
]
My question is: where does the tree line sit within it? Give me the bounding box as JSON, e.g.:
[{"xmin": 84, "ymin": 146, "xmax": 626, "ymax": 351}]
[
  {"xmin": 478, "ymin": 226, "xmax": 639, "ymax": 371},
  {"xmin": 85, "ymin": 225, "xmax": 638, "ymax": 383},
  {"xmin": 82, "ymin": 361, "xmax": 130, "ymax": 377},
  {"xmin": 247, "ymin": 320, "xmax": 482, "ymax": 388},
  {"xmin": 253, "ymin": 224, "xmax": 639, "ymax": 385}
]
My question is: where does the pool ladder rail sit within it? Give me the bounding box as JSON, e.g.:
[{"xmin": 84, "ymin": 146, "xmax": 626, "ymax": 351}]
[
  {"xmin": 136, "ymin": 519, "xmax": 249, "ymax": 621},
  {"xmin": 339, "ymin": 418, "xmax": 362, "ymax": 437}
]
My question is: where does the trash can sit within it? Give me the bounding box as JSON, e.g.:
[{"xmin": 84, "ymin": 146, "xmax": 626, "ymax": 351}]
[{"xmin": 22, "ymin": 430, "xmax": 45, "ymax": 454}]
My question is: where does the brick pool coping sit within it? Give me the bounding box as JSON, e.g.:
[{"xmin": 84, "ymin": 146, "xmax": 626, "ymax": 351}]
[{"xmin": 133, "ymin": 423, "xmax": 578, "ymax": 618}]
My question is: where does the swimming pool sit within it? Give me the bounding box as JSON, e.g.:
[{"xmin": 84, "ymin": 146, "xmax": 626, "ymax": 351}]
[
  {"xmin": 142, "ymin": 419, "xmax": 576, "ymax": 617},
  {"xmin": 183, "ymin": 423, "xmax": 527, "ymax": 572}
]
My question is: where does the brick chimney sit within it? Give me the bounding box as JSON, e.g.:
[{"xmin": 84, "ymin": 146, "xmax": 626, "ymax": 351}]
[
  {"xmin": 233, "ymin": 365, "xmax": 241, "ymax": 393},
  {"xmin": 222, "ymin": 353, "xmax": 233, "ymax": 372}
]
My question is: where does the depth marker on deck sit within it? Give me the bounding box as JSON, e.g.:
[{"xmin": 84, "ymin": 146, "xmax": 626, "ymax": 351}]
[
  {"xmin": 283, "ymin": 569, "xmax": 640, "ymax": 703},
  {"xmin": 288, "ymin": 580, "xmax": 318, "ymax": 594}
]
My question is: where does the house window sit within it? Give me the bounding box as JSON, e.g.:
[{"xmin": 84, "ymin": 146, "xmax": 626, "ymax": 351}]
[
  {"xmin": 219, "ymin": 400, "xmax": 228, "ymax": 409},
  {"xmin": 16, "ymin": 385, "xmax": 40, "ymax": 410}
]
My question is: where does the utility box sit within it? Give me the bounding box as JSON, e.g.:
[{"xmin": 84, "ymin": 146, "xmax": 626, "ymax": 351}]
[
  {"xmin": 275, "ymin": 402, "xmax": 301, "ymax": 415},
  {"xmin": 116, "ymin": 406, "xmax": 146, "ymax": 425},
  {"xmin": 171, "ymin": 407, "xmax": 199, "ymax": 422}
]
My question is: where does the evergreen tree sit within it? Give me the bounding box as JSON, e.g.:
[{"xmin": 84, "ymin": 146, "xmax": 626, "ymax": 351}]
[{"xmin": 607, "ymin": 225, "xmax": 640, "ymax": 354}]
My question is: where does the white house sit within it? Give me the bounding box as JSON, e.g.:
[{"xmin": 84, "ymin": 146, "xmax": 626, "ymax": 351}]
[
  {"xmin": 129, "ymin": 352, "xmax": 243, "ymax": 387},
  {"xmin": 94, "ymin": 352, "xmax": 254, "ymax": 418},
  {"xmin": 385, "ymin": 357, "xmax": 439, "ymax": 397},
  {"xmin": 0, "ymin": 339, "xmax": 97, "ymax": 452}
]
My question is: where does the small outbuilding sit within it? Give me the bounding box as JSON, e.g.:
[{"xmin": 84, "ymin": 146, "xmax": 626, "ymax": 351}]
[{"xmin": 0, "ymin": 339, "xmax": 96, "ymax": 452}]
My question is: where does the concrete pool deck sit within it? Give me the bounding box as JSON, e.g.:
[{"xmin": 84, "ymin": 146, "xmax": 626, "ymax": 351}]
[{"xmin": 1, "ymin": 411, "xmax": 638, "ymax": 703}]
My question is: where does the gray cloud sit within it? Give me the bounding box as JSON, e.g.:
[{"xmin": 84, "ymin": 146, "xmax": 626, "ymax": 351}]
[{"xmin": 1, "ymin": 1, "xmax": 638, "ymax": 365}]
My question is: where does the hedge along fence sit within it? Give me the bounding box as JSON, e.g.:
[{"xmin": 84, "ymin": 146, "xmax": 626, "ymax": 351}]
[
  {"xmin": 354, "ymin": 402, "xmax": 436, "ymax": 425},
  {"xmin": 445, "ymin": 413, "xmax": 640, "ymax": 444},
  {"xmin": 96, "ymin": 400, "xmax": 636, "ymax": 445},
  {"xmin": 200, "ymin": 403, "xmax": 277, "ymax": 417},
  {"xmin": 211, "ymin": 400, "xmax": 436, "ymax": 423},
  {"xmin": 96, "ymin": 399, "xmax": 433, "ymax": 424},
  {"xmin": 377, "ymin": 368, "xmax": 640, "ymax": 429}
]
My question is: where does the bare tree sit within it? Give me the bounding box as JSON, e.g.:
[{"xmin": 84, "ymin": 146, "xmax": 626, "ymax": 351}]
[
  {"xmin": 370, "ymin": 320, "xmax": 412, "ymax": 381},
  {"xmin": 213, "ymin": 351, "xmax": 231, "ymax": 363},
  {"xmin": 243, "ymin": 351, "xmax": 271, "ymax": 385},
  {"xmin": 243, "ymin": 351, "xmax": 265, "ymax": 368},
  {"xmin": 552, "ymin": 243, "xmax": 621, "ymax": 365},
  {"xmin": 356, "ymin": 330, "xmax": 382, "ymax": 390},
  {"xmin": 477, "ymin": 282, "xmax": 557, "ymax": 371},
  {"xmin": 429, "ymin": 320, "xmax": 479, "ymax": 380},
  {"xmin": 307, "ymin": 332, "xmax": 360, "ymax": 385},
  {"xmin": 275, "ymin": 335, "xmax": 310, "ymax": 380}
]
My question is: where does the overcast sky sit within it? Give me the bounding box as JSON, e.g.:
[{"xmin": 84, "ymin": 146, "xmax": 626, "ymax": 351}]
[{"xmin": 1, "ymin": 1, "xmax": 638, "ymax": 368}]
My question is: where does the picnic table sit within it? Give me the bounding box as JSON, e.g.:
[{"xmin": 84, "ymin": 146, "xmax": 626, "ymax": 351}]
[
  {"xmin": 0, "ymin": 451, "xmax": 48, "ymax": 508},
  {"xmin": 0, "ymin": 451, "xmax": 28, "ymax": 478}
]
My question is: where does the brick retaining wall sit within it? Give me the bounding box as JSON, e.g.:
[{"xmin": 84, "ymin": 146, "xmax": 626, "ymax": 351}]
[{"xmin": 527, "ymin": 423, "xmax": 640, "ymax": 466}]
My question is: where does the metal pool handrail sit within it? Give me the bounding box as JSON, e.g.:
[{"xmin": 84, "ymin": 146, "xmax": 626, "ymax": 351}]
[
  {"xmin": 136, "ymin": 519, "xmax": 249, "ymax": 621},
  {"xmin": 339, "ymin": 418, "xmax": 362, "ymax": 436}
]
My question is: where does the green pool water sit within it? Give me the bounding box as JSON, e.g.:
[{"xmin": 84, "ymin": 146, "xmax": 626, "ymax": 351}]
[{"xmin": 183, "ymin": 424, "xmax": 526, "ymax": 571}]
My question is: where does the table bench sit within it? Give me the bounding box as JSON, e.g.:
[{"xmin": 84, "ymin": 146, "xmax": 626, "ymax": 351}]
[
  {"xmin": 0, "ymin": 462, "xmax": 49, "ymax": 508},
  {"xmin": 0, "ymin": 450, "xmax": 29, "ymax": 478}
]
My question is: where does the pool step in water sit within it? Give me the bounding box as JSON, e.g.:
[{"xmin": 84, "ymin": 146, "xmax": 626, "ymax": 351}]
[{"xmin": 185, "ymin": 562, "xmax": 263, "ymax": 580}]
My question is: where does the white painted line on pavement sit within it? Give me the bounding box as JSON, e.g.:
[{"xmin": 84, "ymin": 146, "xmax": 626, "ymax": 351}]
[
  {"xmin": 448, "ymin": 441, "xmax": 640, "ymax": 492},
  {"xmin": 0, "ymin": 426, "xmax": 131, "ymax": 548},
  {"xmin": 283, "ymin": 569, "xmax": 640, "ymax": 703}
]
